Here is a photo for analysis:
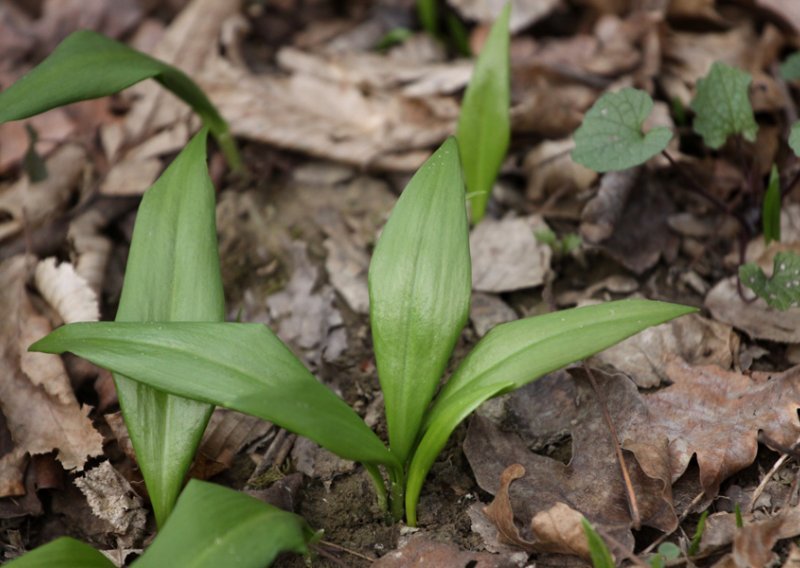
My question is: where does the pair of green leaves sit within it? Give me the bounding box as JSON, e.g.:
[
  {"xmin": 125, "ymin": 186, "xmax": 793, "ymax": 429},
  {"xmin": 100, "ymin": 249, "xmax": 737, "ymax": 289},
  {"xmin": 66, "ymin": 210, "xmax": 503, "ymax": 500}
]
[
  {"xmin": 6, "ymin": 480, "xmax": 314, "ymax": 568},
  {"xmin": 0, "ymin": 30, "xmax": 241, "ymax": 170},
  {"xmin": 572, "ymin": 61, "xmax": 758, "ymax": 172},
  {"xmin": 32, "ymin": 133, "xmax": 694, "ymax": 525}
]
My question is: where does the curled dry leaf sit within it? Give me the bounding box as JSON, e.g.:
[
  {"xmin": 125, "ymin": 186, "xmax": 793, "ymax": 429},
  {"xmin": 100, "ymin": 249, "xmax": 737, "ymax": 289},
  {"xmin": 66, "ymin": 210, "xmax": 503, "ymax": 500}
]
[
  {"xmin": 0, "ymin": 256, "xmax": 103, "ymax": 487},
  {"xmin": 74, "ymin": 461, "xmax": 146, "ymax": 548},
  {"xmin": 470, "ymin": 216, "xmax": 552, "ymax": 293},
  {"xmin": 35, "ymin": 258, "xmax": 99, "ymax": 324},
  {"xmin": 465, "ymin": 368, "xmax": 676, "ymax": 557},
  {"xmin": 646, "ymin": 359, "xmax": 800, "ymax": 495},
  {"xmin": 191, "ymin": 408, "xmax": 272, "ymax": 480},
  {"xmin": 711, "ymin": 507, "xmax": 800, "ymax": 568},
  {"xmin": 591, "ymin": 313, "xmax": 738, "ymax": 388},
  {"xmin": 523, "ymin": 138, "xmax": 597, "ymax": 203}
]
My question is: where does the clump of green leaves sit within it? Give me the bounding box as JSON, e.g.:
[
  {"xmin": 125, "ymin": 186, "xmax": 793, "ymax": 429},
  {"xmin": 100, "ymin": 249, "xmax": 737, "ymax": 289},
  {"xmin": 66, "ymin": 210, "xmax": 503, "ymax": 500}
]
[
  {"xmin": 739, "ymin": 251, "xmax": 800, "ymax": 310},
  {"xmin": 456, "ymin": 2, "xmax": 511, "ymax": 223},
  {"xmin": 572, "ymin": 57, "xmax": 800, "ymax": 310},
  {"xmin": 0, "ymin": 30, "xmax": 241, "ymax": 171},
  {"xmin": 6, "ymin": 480, "xmax": 315, "ymax": 567}
]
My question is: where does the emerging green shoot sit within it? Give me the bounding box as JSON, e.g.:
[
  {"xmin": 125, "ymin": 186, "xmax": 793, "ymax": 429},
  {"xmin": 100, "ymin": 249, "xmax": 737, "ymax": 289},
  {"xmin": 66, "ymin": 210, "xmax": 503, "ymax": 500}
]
[
  {"xmin": 581, "ymin": 518, "xmax": 615, "ymax": 567},
  {"xmin": 688, "ymin": 510, "xmax": 709, "ymax": 556},
  {"xmin": 739, "ymin": 251, "xmax": 800, "ymax": 310},
  {"xmin": 762, "ymin": 164, "xmax": 781, "ymax": 244},
  {"xmin": 456, "ymin": 2, "xmax": 511, "ymax": 222},
  {"xmin": 6, "ymin": 480, "xmax": 315, "ymax": 568},
  {"xmin": 571, "ymin": 88, "xmax": 673, "ymax": 172},
  {"xmin": 0, "ymin": 30, "xmax": 242, "ymax": 171},
  {"xmin": 691, "ymin": 61, "xmax": 758, "ymax": 149}
]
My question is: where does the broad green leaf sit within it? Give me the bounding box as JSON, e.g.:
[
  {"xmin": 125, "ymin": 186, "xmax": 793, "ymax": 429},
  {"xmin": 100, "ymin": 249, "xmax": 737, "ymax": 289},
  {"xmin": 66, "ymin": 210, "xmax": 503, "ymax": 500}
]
[
  {"xmin": 109, "ymin": 131, "xmax": 223, "ymax": 527},
  {"xmin": 582, "ymin": 519, "xmax": 615, "ymax": 568},
  {"xmin": 456, "ymin": 2, "xmax": 510, "ymax": 222},
  {"xmin": 135, "ymin": 480, "xmax": 314, "ymax": 567},
  {"xmin": 30, "ymin": 322, "xmax": 397, "ymax": 468},
  {"xmin": 0, "ymin": 30, "xmax": 240, "ymax": 170},
  {"xmin": 789, "ymin": 121, "xmax": 800, "ymax": 157},
  {"xmin": 780, "ymin": 52, "xmax": 800, "ymax": 81},
  {"xmin": 369, "ymin": 137, "xmax": 471, "ymax": 463},
  {"xmin": 739, "ymin": 251, "xmax": 800, "ymax": 310},
  {"xmin": 571, "ymin": 88, "xmax": 672, "ymax": 172},
  {"xmin": 763, "ymin": 164, "xmax": 781, "ymax": 244},
  {"xmin": 691, "ymin": 62, "xmax": 758, "ymax": 149},
  {"xmin": 4, "ymin": 537, "xmax": 114, "ymax": 568},
  {"xmin": 406, "ymin": 300, "xmax": 693, "ymax": 524}
]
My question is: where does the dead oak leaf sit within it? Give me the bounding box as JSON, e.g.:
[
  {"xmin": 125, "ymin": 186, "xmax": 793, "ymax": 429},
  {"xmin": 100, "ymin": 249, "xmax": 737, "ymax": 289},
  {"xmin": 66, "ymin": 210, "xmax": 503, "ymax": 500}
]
[
  {"xmin": 465, "ymin": 369, "xmax": 676, "ymax": 557},
  {"xmin": 646, "ymin": 359, "xmax": 800, "ymax": 496}
]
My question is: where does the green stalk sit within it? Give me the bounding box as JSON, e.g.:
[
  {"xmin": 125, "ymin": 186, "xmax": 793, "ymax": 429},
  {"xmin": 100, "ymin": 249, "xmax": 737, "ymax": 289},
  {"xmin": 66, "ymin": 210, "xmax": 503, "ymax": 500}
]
[
  {"xmin": 389, "ymin": 467, "xmax": 406, "ymax": 523},
  {"xmin": 364, "ymin": 463, "xmax": 389, "ymax": 514}
]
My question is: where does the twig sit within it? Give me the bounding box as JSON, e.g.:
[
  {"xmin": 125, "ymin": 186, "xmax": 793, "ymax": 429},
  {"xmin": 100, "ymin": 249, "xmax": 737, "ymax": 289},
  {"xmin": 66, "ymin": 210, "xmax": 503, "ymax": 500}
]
[
  {"xmin": 749, "ymin": 433, "xmax": 800, "ymax": 511},
  {"xmin": 640, "ymin": 490, "xmax": 706, "ymax": 556},
  {"xmin": 583, "ymin": 364, "xmax": 641, "ymax": 530},
  {"xmin": 318, "ymin": 540, "xmax": 376, "ymax": 563}
]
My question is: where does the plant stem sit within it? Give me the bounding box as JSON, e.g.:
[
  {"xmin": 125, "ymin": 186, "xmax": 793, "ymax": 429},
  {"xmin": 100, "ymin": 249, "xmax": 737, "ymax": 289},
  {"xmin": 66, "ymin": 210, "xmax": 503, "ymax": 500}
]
[
  {"xmin": 364, "ymin": 463, "xmax": 389, "ymax": 514},
  {"xmin": 389, "ymin": 467, "xmax": 406, "ymax": 523},
  {"xmin": 212, "ymin": 128, "xmax": 244, "ymax": 173}
]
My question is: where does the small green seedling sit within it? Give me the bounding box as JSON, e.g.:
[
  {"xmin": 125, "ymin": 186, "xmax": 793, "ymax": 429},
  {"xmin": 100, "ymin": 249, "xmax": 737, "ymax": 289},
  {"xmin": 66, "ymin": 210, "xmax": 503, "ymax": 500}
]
[
  {"xmin": 456, "ymin": 3, "xmax": 511, "ymax": 223},
  {"xmin": 572, "ymin": 59, "xmax": 800, "ymax": 309},
  {"xmin": 0, "ymin": 30, "xmax": 241, "ymax": 171},
  {"xmin": 6, "ymin": 480, "xmax": 315, "ymax": 567},
  {"xmin": 687, "ymin": 510, "xmax": 709, "ymax": 556},
  {"xmin": 582, "ymin": 518, "xmax": 615, "ymax": 567},
  {"xmin": 31, "ymin": 133, "xmax": 694, "ymax": 525}
]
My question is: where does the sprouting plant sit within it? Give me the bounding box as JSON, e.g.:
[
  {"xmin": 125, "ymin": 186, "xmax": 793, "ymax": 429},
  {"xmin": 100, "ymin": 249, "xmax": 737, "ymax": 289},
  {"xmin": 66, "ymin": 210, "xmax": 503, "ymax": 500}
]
[
  {"xmin": 571, "ymin": 59, "xmax": 800, "ymax": 310},
  {"xmin": 5, "ymin": 480, "xmax": 316, "ymax": 567},
  {"xmin": 582, "ymin": 518, "xmax": 615, "ymax": 567},
  {"xmin": 456, "ymin": 2, "xmax": 511, "ymax": 223},
  {"xmin": 30, "ymin": 131, "xmax": 694, "ymax": 525},
  {"xmin": 0, "ymin": 30, "xmax": 242, "ymax": 171}
]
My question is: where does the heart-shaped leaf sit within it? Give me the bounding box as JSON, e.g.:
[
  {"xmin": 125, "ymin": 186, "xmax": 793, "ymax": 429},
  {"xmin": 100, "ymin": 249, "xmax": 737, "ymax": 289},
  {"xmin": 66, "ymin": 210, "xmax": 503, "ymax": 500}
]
[
  {"xmin": 691, "ymin": 61, "xmax": 757, "ymax": 149},
  {"xmin": 571, "ymin": 88, "xmax": 672, "ymax": 172},
  {"xmin": 740, "ymin": 251, "xmax": 800, "ymax": 311}
]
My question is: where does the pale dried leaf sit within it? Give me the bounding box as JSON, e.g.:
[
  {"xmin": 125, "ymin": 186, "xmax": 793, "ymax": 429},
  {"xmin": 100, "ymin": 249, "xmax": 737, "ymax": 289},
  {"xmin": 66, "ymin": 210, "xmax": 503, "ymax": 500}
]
[
  {"xmin": 756, "ymin": 0, "xmax": 800, "ymax": 34},
  {"xmin": 470, "ymin": 216, "xmax": 552, "ymax": 292},
  {"xmin": 35, "ymin": 258, "xmax": 99, "ymax": 324},
  {"xmin": 470, "ymin": 292, "xmax": 517, "ymax": 337},
  {"xmin": 446, "ymin": 0, "xmax": 560, "ymax": 32},
  {"xmin": 68, "ymin": 209, "xmax": 112, "ymax": 295},
  {"xmin": 0, "ymin": 256, "xmax": 103, "ymax": 472},
  {"xmin": 373, "ymin": 534, "xmax": 516, "ymax": 567},
  {"xmin": 524, "ymin": 138, "xmax": 597, "ymax": 203}
]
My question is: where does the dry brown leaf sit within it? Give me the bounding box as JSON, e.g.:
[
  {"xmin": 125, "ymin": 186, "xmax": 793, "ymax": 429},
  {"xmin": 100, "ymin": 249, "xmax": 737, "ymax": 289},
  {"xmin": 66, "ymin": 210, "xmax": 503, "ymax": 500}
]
[
  {"xmin": 0, "ymin": 256, "xmax": 103, "ymax": 483},
  {"xmin": 67, "ymin": 209, "xmax": 113, "ymax": 295},
  {"xmin": 530, "ymin": 502, "xmax": 591, "ymax": 559},
  {"xmin": 524, "ymin": 138, "xmax": 597, "ymax": 203},
  {"xmin": 581, "ymin": 169, "xmax": 638, "ymax": 243},
  {"xmin": 465, "ymin": 369, "xmax": 676, "ymax": 557},
  {"xmin": 446, "ymin": 0, "xmax": 560, "ymax": 32},
  {"xmin": 470, "ymin": 216, "xmax": 552, "ymax": 293},
  {"xmin": 0, "ymin": 110, "xmax": 76, "ymax": 176},
  {"xmin": 667, "ymin": 0, "xmax": 724, "ymax": 23},
  {"xmin": 32, "ymin": 0, "xmax": 142, "ymax": 53},
  {"xmin": 373, "ymin": 534, "xmax": 517, "ymax": 568},
  {"xmin": 646, "ymin": 360, "xmax": 800, "ymax": 494},
  {"xmin": 711, "ymin": 508, "xmax": 800, "ymax": 567},
  {"xmin": 0, "ymin": 144, "xmax": 86, "ymax": 242},
  {"xmin": 35, "ymin": 258, "xmax": 99, "ymax": 324},
  {"xmin": 591, "ymin": 313, "xmax": 738, "ymax": 388},
  {"xmin": 757, "ymin": 0, "xmax": 800, "ymax": 34},
  {"xmin": 470, "ymin": 292, "xmax": 517, "ymax": 337},
  {"xmin": 74, "ymin": 461, "xmax": 146, "ymax": 548}
]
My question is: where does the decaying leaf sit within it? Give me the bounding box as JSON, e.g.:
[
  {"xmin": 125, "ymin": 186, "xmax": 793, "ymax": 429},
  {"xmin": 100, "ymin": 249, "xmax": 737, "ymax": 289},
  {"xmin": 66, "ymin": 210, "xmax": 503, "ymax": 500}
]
[
  {"xmin": 446, "ymin": 0, "xmax": 559, "ymax": 33},
  {"xmin": 465, "ymin": 368, "xmax": 676, "ymax": 557},
  {"xmin": 34, "ymin": 258, "xmax": 99, "ymax": 324},
  {"xmin": 646, "ymin": 359, "xmax": 800, "ymax": 494},
  {"xmin": 373, "ymin": 533, "xmax": 516, "ymax": 567},
  {"xmin": 591, "ymin": 313, "xmax": 738, "ymax": 388},
  {"xmin": 524, "ymin": 138, "xmax": 597, "ymax": 203},
  {"xmin": 470, "ymin": 215, "xmax": 552, "ymax": 293},
  {"xmin": 711, "ymin": 507, "xmax": 800, "ymax": 567},
  {"xmin": 470, "ymin": 292, "xmax": 517, "ymax": 338},
  {"xmin": 0, "ymin": 255, "xmax": 103, "ymax": 484}
]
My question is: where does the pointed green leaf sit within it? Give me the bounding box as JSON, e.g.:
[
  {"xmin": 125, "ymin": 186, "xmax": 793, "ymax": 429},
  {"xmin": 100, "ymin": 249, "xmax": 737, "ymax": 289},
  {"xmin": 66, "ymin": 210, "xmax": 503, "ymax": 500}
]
[
  {"xmin": 780, "ymin": 52, "xmax": 800, "ymax": 81},
  {"xmin": 789, "ymin": 121, "xmax": 800, "ymax": 157},
  {"xmin": 403, "ymin": 300, "xmax": 694, "ymax": 520},
  {"xmin": 763, "ymin": 164, "xmax": 781, "ymax": 244},
  {"xmin": 4, "ymin": 538, "xmax": 114, "ymax": 568},
  {"xmin": 369, "ymin": 138, "xmax": 471, "ymax": 463},
  {"xmin": 456, "ymin": 2, "xmax": 510, "ymax": 222},
  {"xmin": 691, "ymin": 61, "xmax": 758, "ymax": 149},
  {"xmin": 571, "ymin": 88, "xmax": 672, "ymax": 172},
  {"xmin": 30, "ymin": 322, "xmax": 396, "ymax": 468},
  {"xmin": 112, "ymin": 131, "xmax": 224, "ymax": 527},
  {"xmin": 0, "ymin": 30, "xmax": 240, "ymax": 170},
  {"xmin": 740, "ymin": 251, "xmax": 800, "ymax": 310},
  {"xmin": 582, "ymin": 518, "xmax": 615, "ymax": 568},
  {"xmin": 135, "ymin": 480, "xmax": 314, "ymax": 567}
]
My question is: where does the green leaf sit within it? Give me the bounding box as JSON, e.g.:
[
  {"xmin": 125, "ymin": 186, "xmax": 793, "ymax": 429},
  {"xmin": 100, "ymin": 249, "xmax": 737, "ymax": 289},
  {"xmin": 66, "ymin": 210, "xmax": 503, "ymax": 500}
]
[
  {"xmin": 688, "ymin": 510, "xmax": 708, "ymax": 556},
  {"xmin": 763, "ymin": 164, "xmax": 781, "ymax": 244},
  {"xmin": 416, "ymin": 0, "xmax": 438, "ymax": 36},
  {"xmin": 780, "ymin": 52, "xmax": 800, "ymax": 81},
  {"xmin": 30, "ymin": 322, "xmax": 397, "ymax": 469},
  {"xmin": 403, "ymin": 300, "xmax": 695, "ymax": 522},
  {"xmin": 789, "ymin": 121, "xmax": 800, "ymax": 157},
  {"xmin": 369, "ymin": 137, "xmax": 471, "ymax": 463},
  {"xmin": 691, "ymin": 61, "xmax": 758, "ymax": 149},
  {"xmin": 107, "ymin": 131, "xmax": 222, "ymax": 527},
  {"xmin": 4, "ymin": 537, "xmax": 114, "ymax": 568},
  {"xmin": 582, "ymin": 518, "xmax": 615, "ymax": 568},
  {"xmin": 657, "ymin": 542, "xmax": 681, "ymax": 560},
  {"xmin": 571, "ymin": 88, "xmax": 673, "ymax": 172},
  {"xmin": 134, "ymin": 480, "xmax": 314, "ymax": 567},
  {"xmin": 456, "ymin": 2, "xmax": 510, "ymax": 222},
  {"xmin": 0, "ymin": 30, "xmax": 240, "ymax": 170},
  {"xmin": 739, "ymin": 251, "xmax": 800, "ymax": 310}
]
